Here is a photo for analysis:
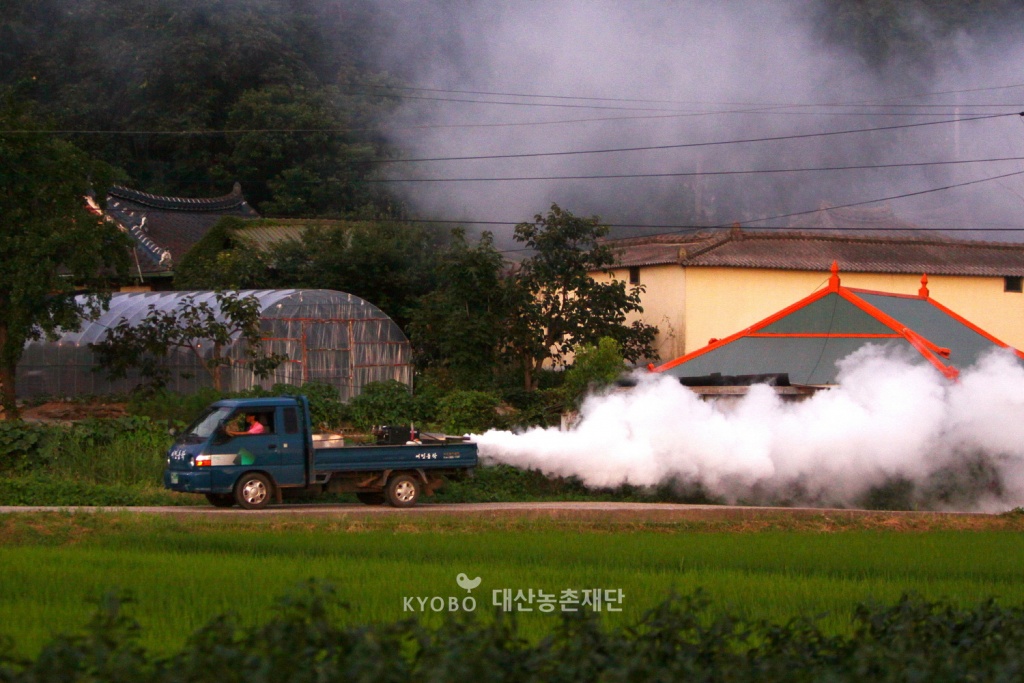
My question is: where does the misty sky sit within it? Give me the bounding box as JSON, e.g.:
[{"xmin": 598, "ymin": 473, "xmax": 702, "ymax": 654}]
[{"xmin": 370, "ymin": 0, "xmax": 1024, "ymax": 245}]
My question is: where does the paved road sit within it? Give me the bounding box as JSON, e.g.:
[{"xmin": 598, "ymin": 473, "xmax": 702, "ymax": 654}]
[{"xmin": 0, "ymin": 501, "xmax": 994, "ymax": 521}]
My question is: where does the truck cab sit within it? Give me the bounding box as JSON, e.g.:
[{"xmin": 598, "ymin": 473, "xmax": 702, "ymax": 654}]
[{"xmin": 165, "ymin": 397, "xmax": 310, "ymax": 507}]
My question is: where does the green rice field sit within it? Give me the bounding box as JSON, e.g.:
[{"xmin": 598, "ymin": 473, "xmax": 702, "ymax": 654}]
[{"xmin": 2, "ymin": 510, "xmax": 1024, "ymax": 656}]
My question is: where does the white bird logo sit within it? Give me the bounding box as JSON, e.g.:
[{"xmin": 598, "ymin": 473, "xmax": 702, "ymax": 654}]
[{"xmin": 456, "ymin": 573, "xmax": 482, "ymax": 593}]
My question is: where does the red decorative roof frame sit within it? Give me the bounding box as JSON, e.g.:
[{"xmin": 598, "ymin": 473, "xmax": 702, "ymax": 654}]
[{"xmin": 650, "ymin": 263, "xmax": 1024, "ymax": 382}]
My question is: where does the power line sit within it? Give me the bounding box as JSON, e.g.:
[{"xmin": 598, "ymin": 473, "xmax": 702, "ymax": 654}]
[
  {"xmin": 362, "ymin": 81, "xmax": 1024, "ymax": 109},
  {"xmin": 377, "ymin": 113, "xmax": 1019, "ymax": 164},
  {"xmin": 363, "ymin": 169, "xmax": 1024, "ymax": 242},
  {"xmin": 721, "ymin": 169, "xmax": 1024, "ymax": 230},
  {"xmin": 366, "ymin": 155, "xmax": 1024, "ymax": 183},
  {"xmin": 4, "ymin": 108, "xmax": 1017, "ymax": 138}
]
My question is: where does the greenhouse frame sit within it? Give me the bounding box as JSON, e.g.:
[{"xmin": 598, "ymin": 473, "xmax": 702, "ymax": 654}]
[{"xmin": 16, "ymin": 289, "xmax": 412, "ymax": 400}]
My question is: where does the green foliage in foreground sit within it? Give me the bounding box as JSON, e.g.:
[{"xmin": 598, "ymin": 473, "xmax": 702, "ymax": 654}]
[
  {"xmin": 0, "ymin": 417, "xmax": 198, "ymax": 506},
  {"xmin": 3, "ymin": 582, "xmax": 1024, "ymax": 682}
]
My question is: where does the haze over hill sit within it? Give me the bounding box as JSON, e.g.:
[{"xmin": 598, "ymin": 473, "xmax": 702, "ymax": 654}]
[{"xmin": 374, "ymin": 0, "xmax": 1024, "ymax": 245}]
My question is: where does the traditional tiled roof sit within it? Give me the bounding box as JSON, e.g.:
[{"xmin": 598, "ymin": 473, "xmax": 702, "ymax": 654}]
[
  {"xmin": 605, "ymin": 228, "xmax": 1024, "ymax": 277},
  {"xmin": 104, "ymin": 183, "xmax": 259, "ymax": 276}
]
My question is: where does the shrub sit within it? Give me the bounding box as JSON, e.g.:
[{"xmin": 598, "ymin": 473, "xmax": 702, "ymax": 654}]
[
  {"xmin": 292, "ymin": 382, "xmax": 345, "ymax": 431},
  {"xmin": 127, "ymin": 387, "xmax": 225, "ymax": 424},
  {"xmin": 8, "ymin": 585, "xmax": 1024, "ymax": 681},
  {"xmin": 563, "ymin": 337, "xmax": 627, "ymax": 406},
  {"xmin": 0, "ymin": 421, "xmax": 54, "ymax": 474},
  {"xmin": 435, "ymin": 390, "xmax": 501, "ymax": 434},
  {"xmin": 345, "ymin": 380, "xmax": 416, "ymax": 430}
]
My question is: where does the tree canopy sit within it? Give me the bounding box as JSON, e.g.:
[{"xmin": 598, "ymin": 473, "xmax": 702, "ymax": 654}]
[
  {"xmin": 409, "ymin": 229, "xmax": 510, "ymax": 387},
  {"xmin": 176, "ymin": 218, "xmax": 440, "ymax": 329},
  {"xmin": 504, "ymin": 205, "xmax": 658, "ymax": 391},
  {"xmin": 0, "ymin": 98, "xmax": 132, "ymax": 419}
]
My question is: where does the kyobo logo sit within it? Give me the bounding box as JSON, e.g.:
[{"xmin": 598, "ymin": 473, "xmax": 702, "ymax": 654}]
[
  {"xmin": 402, "ymin": 573, "xmax": 482, "ymax": 613},
  {"xmin": 457, "ymin": 573, "xmax": 481, "ymax": 592}
]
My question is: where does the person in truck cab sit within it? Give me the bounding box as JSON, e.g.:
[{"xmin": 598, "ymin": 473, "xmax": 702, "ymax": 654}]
[{"xmin": 226, "ymin": 413, "xmax": 265, "ymax": 436}]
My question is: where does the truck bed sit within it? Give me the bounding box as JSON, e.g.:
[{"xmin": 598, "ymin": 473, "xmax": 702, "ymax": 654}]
[{"xmin": 311, "ymin": 442, "xmax": 478, "ymax": 474}]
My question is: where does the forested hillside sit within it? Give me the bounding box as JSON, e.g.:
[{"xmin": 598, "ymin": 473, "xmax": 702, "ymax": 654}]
[
  {"xmin": 3, "ymin": 0, "xmax": 1021, "ymax": 222},
  {"xmin": 0, "ymin": 0, "xmax": 401, "ymax": 217}
]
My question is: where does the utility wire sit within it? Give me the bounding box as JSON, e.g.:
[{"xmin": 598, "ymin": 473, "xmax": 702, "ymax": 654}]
[
  {"xmin": 365, "ymin": 169, "xmax": 1024, "ymax": 239},
  {"xmin": 367, "ymin": 155, "xmax": 1024, "ymax": 183},
  {"xmin": 719, "ymin": 169, "xmax": 1024, "ymax": 229},
  {"xmin": 362, "ymin": 81, "xmax": 1024, "ymax": 108},
  {"xmin": 4, "ymin": 108, "xmax": 1018, "ymax": 137},
  {"xmin": 377, "ymin": 113, "xmax": 1018, "ymax": 164}
]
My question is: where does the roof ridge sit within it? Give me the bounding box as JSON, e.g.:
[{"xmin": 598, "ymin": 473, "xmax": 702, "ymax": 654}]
[
  {"xmin": 108, "ymin": 185, "xmax": 247, "ymax": 212},
  {"xmin": 738, "ymin": 229, "xmax": 1024, "ymax": 250},
  {"xmin": 601, "ymin": 231, "xmax": 713, "ymax": 247}
]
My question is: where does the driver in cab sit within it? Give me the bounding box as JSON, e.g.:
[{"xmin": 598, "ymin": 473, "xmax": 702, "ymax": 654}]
[{"xmin": 226, "ymin": 413, "xmax": 265, "ymax": 436}]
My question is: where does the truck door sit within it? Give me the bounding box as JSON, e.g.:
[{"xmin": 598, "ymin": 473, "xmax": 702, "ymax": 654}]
[
  {"xmin": 206, "ymin": 408, "xmax": 280, "ymax": 469},
  {"xmin": 274, "ymin": 405, "xmax": 306, "ymax": 486}
]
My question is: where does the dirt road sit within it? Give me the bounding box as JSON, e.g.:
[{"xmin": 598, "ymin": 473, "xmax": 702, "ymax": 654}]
[{"xmin": 0, "ymin": 501, "xmax": 1008, "ymax": 530}]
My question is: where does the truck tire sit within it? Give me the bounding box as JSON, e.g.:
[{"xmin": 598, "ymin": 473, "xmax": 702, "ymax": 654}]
[
  {"xmin": 235, "ymin": 472, "xmax": 273, "ymax": 510},
  {"xmin": 205, "ymin": 493, "xmax": 235, "ymax": 508},
  {"xmin": 385, "ymin": 474, "xmax": 420, "ymax": 508},
  {"xmin": 356, "ymin": 492, "xmax": 386, "ymax": 505}
]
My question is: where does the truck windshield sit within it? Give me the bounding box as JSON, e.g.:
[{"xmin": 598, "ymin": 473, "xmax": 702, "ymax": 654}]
[{"xmin": 178, "ymin": 406, "xmax": 234, "ymax": 444}]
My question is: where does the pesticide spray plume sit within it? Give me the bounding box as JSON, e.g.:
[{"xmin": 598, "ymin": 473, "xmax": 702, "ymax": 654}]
[{"xmin": 476, "ymin": 347, "xmax": 1024, "ymax": 511}]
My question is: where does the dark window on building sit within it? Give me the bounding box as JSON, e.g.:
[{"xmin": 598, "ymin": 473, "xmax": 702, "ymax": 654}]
[
  {"xmin": 1006, "ymin": 276, "xmax": 1023, "ymax": 293},
  {"xmin": 629, "ymin": 266, "xmax": 641, "ymax": 285},
  {"xmin": 283, "ymin": 407, "xmax": 299, "ymax": 434}
]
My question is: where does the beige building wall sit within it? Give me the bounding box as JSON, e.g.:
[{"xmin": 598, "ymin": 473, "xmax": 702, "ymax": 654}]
[
  {"xmin": 601, "ymin": 265, "xmax": 1024, "ymax": 362},
  {"xmin": 601, "ymin": 264, "xmax": 688, "ymax": 361}
]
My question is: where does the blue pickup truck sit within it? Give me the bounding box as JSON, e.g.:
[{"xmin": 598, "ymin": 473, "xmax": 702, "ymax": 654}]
[{"xmin": 163, "ymin": 396, "xmax": 477, "ymax": 509}]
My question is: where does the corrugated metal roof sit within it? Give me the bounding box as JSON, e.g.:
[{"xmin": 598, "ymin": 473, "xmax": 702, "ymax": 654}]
[
  {"xmin": 606, "ymin": 229, "xmax": 1024, "ymax": 276},
  {"xmin": 231, "ymin": 224, "xmax": 307, "ymax": 247}
]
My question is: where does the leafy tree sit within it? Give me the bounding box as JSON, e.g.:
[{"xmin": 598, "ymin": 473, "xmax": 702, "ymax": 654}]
[
  {"xmin": 504, "ymin": 204, "xmax": 658, "ymax": 391},
  {"xmin": 224, "ymin": 82, "xmax": 394, "ymax": 216},
  {"xmin": 90, "ymin": 291, "xmax": 286, "ymax": 392},
  {"xmin": 0, "ymin": 98, "xmax": 131, "ymax": 420},
  {"xmin": 409, "ymin": 229, "xmax": 509, "ymax": 387},
  {"xmin": 265, "ymin": 221, "xmax": 438, "ymax": 328},
  {"xmin": 173, "ymin": 217, "xmax": 271, "ymax": 290},
  {"xmin": 178, "ymin": 217, "xmax": 440, "ymax": 328}
]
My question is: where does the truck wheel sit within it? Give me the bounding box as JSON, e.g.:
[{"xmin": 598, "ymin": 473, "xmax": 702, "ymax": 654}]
[
  {"xmin": 385, "ymin": 474, "xmax": 420, "ymax": 508},
  {"xmin": 235, "ymin": 473, "xmax": 273, "ymax": 510},
  {"xmin": 356, "ymin": 492, "xmax": 386, "ymax": 505},
  {"xmin": 205, "ymin": 493, "xmax": 235, "ymax": 508}
]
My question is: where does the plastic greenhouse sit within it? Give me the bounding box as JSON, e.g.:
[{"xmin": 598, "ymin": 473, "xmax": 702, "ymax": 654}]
[{"xmin": 16, "ymin": 289, "xmax": 412, "ymax": 400}]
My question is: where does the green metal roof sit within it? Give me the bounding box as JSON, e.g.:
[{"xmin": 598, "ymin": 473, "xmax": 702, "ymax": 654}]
[
  {"xmin": 760, "ymin": 294, "xmax": 892, "ymax": 335},
  {"xmin": 662, "ymin": 336, "xmax": 914, "ymax": 385},
  {"xmin": 856, "ymin": 292, "xmax": 998, "ymax": 369},
  {"xmin": 656, "ymin": 273, "xmax": 1022, "ymax": 385}
]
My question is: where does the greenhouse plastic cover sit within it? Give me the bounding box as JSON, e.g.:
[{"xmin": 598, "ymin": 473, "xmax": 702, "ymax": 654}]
[{"xmin": 16, "ymin": 289, "xmax": 412, "ymax": 400}]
